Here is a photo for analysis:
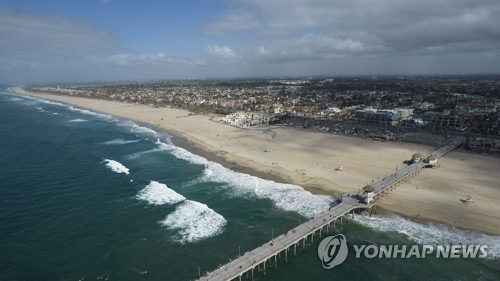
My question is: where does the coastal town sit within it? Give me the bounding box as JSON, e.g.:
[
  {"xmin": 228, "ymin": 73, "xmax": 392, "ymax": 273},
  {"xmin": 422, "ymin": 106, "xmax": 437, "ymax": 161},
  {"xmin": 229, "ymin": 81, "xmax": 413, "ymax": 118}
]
[
  {"xmin": 3, "ymin": 1, "xmax": 500, "ymax": 280},
  {"xmin": 26, "ymin": 76, "xmax": 499, "ymax": 155}
]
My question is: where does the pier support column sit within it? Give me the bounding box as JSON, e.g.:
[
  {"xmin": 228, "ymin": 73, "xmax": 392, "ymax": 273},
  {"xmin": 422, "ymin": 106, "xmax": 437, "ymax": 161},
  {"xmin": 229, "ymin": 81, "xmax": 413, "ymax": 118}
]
[
  {"xmin": 252, "ymin": 268, "xmax": 254, "ymax": 281},
  {"xmin": 294, "ymin": 243, "xmax": 297, "ymax": 256},
  {"xmin": 285, "ymin": 248, "xmax": 288, "ymax": 262},
  {"xmin": 303, "ymin": 238, "xmax": 306, "ymax": 249}
]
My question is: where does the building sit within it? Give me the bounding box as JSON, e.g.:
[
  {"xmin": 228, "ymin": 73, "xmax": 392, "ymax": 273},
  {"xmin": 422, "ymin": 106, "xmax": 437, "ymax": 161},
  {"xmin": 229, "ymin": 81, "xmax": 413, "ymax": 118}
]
[
  {"xmin": 362, "ymin": 185, "xmax": 375, "ymax": 204},
  {"xmin": 467, "ymin": 137, "xmax": 500, "ymax": 154},
  {"xmin": 219, "ymin": 112, "xmax": 276, "ymax": 128},
  {"xmin": 355, "ymin": 108, "xmax": 413, "ymax": 125},
  {"xmin": 425, "ymin": 155, "xmax": 438, "ymax": 167},
  {"xmin": 411, "ymin": 153, "xmax": 424, "ymax": 163},
  {"xmin": 456, "ymin": 103, "xmax": 497, "ymax": 115},
  {"xmin": 423, "ymin": 112, "xmax": 466, "ymax": 132}
]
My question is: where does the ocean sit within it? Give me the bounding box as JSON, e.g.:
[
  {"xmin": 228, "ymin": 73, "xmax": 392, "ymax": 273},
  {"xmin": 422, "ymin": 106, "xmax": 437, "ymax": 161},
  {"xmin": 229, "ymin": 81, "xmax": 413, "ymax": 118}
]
[{"xmin": 1, "ymin": 88, "xmax": 499, "ymax": 281}]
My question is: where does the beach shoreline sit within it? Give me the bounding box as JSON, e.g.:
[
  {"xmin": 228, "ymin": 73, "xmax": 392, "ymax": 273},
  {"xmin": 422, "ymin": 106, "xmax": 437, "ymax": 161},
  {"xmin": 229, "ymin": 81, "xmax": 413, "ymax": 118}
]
[{"xmin": 10, "ymin": 87, "xmax": 500, "ymax": 235}]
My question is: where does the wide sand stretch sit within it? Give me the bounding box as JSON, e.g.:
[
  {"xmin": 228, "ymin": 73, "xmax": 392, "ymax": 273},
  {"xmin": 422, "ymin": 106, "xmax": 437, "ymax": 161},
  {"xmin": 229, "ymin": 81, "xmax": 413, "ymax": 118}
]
[{"xmin": 12, "ymin": 87, "xmax": 500, "ymax": 235}]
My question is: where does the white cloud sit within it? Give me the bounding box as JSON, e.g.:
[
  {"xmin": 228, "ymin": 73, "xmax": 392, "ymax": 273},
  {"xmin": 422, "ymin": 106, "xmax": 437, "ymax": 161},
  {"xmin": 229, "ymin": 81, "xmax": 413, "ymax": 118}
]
[
  {"xmin": 296, "ymin": 34, "xmax": 365, "ymax": 52},
  {"xmin": 204, "ymin": 12, "xmax": 259, "ymax": 36},
  {"xmin": 203, "ymin": 0, "xmax": 500, "ymax": 56},
  {"xmin": 205, "ymin": 45, "xmax": 237, "ymax": 59},
  {"xmin": 0, "ymin": 9, "xmax": 116, "ymax": 54},
  {"xmin": 108, "ymin": 52, "xmax": 171, "ymax": 66},
  {"xmin": 257, "ymin": 46, "xmax": 270, "ymax": 55},
  {"xmin": 247, "ymin": 34, "xmax": 368, "ymax": 63},
  {"xmin": 180, "ymin": 45, "xmax": 239, "ymax": 66}
]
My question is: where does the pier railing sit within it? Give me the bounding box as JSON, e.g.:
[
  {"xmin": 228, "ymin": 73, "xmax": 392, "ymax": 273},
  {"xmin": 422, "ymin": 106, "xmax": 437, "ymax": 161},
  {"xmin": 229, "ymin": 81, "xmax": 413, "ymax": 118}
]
[{"xmin": 195, "ymin": 137, "xmax": 464, "ymax": 281}]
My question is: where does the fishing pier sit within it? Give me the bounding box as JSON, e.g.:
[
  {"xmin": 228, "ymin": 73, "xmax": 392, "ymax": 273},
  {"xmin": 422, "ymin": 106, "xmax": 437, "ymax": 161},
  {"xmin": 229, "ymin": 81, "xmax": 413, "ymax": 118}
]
[{"xmin": 195, "ymin": 137, "xmax": 465, "ymax": 281}]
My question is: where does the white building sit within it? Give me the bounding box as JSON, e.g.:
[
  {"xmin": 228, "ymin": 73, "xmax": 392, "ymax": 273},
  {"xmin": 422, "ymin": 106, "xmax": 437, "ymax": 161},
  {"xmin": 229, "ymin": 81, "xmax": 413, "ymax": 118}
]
[
  {"xmin": 426, "ymin": 155, "xmax": 438, "ymax": 167},
  {"xmin": 219, "ymin": 112, "xmax": 276, "ymax": 128},
  {"xmin": 362, "ymin": 185, "xmax": 375, "ymax": 204},
  {"xmin": 411, "ymin": 153, "xmax": 424, "ymax": 163}
]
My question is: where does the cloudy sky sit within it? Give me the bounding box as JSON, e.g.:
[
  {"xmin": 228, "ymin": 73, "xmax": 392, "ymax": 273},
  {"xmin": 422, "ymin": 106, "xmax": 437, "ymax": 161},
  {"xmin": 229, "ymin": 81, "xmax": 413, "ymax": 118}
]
[{"xmin": 1, "ymin": 0, "xmax": 499, "ymax": 83}]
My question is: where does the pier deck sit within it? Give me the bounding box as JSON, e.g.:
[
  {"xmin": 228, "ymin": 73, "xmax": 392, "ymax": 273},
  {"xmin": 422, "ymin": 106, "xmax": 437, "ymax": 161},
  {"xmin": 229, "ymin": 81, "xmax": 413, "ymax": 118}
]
[
  {"xmin": 197, "ymin": 197, "xmax": 368, "ymax": 281},
  {"xmin": 196, "ymin": 137, "xmax": 464, "ymax": 281},
  {"xmin": 372, "ymin": 137, "xmax": 465, "ymax": 196}
]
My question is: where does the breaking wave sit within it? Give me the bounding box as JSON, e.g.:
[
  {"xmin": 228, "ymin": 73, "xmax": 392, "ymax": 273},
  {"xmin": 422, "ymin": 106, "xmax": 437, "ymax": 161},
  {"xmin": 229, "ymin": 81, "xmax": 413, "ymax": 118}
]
[
  {"xmin": 155, "ymin": 139, "xmax": 207, "ymax": 165},
  {"xmin": 352, "ymin": 214, "xmax": 500, "ymax": 260},
  {"xmin": 103, "ymin": 159, "xmax": 130, "ymax": 175},
  {"xmin": 125, "ymin": 147, "xmax": 168, "ymax": 160},
  {"xmin": 156, "ymin": 139, "xmax": 333, "ymax": 218},
  {"xmin": 160, "ymin": 200, "xmax": 227, "ymax": 244},
  {"xmin": 136, "ymin": 181, "xmax": 185, "ymax": 205},
  {"xmin": 66, "ymin": 106, "xmax": 117, "ymax": 121},
  {"xmin": 8, "ymin": 93, "xmax": 117, "ymax": 121},
  {"xmin": 118, "ymin": 120, "xmax": 159, "ymax": 137},
  {"xmin": 101, "ymin": 138, "xmax": 141, "ymax": 145},
  {"xmin": 136, "ymin": 181, "xmax": 225, "ymax": 243},
  {"xmin": 202, "ymin": 161, "xmax": 333, "ymax": 218},
  {"xmin": 68, "ymin": 118, "xmax": 88, "ymax": 122}
]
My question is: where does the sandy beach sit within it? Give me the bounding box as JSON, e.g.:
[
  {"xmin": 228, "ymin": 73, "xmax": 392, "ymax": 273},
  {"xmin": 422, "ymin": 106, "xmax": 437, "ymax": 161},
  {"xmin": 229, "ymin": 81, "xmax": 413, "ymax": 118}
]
[{"xmin": 11, "ymin": 87, "xmax": 500, "ymax": 235}]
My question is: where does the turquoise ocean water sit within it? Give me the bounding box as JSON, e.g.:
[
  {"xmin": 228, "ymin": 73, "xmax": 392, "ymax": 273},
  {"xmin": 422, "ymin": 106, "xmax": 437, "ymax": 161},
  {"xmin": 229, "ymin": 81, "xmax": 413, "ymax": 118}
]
[{"xmin": 1, "ymin": 88, "xmax": 499, "ymax": 281}]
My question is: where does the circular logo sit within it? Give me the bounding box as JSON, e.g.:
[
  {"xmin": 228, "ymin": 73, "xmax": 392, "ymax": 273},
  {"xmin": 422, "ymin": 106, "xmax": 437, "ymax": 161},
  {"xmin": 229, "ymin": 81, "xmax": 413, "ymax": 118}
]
[{"xmin": 317, "ymin": 234, "xmax": 348, "ymax": 269}]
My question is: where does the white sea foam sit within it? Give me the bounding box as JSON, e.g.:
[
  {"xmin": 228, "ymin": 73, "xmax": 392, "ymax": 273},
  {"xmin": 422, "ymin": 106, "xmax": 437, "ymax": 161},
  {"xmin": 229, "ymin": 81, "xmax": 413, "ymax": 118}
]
[
  {"xmin": 160, "ymin": 200, "xmax": 227, "ymax": 244},
  {"xmin": 136, "ymin": 181, "xmax": 185, "ymax": 205},
  {"xmin": 352, "ymin": 214, "xmax": 500, "ymax": 259},
  {"xmin": 203, "ymin": 161, "xmax": 333, "ymax": 217},
  {"xmin": 34, "ymin": 99, "xmax": 65, "ymax": 106},
  {"xmin": 156, "ymin": 140, "xmax": 333, "ymax": 218},
  {"xmin": 101, "ymin": 138, "xmax": 141, "ymax": 145},
  {"xmin": 68, "ymin": 118, "xmax": 88, "ymax": 122},
  {"xmin": 7, "ymin": 96, "xmax": 38, "ymax": 106},
  {"xmin": 155, "ymin": 139, "xmax": 207, "ymax": 165},
  {"xmin": 125, "ymin": 147, "xmax": 168, "ymax": 159},
  {"xmin": 66, "ymin": 106, "xmax": 117, "ymax": 121},
  {"xmin": 9, "ymin": 93, "xmax": 117, "ymax": 121},
  {"xmin": 118, "ymin": 120, "xmax": 159, "ymax": 136},
  {"xmin": 103, "ymin": 159, "xmax": 130, "ymax": 175}
]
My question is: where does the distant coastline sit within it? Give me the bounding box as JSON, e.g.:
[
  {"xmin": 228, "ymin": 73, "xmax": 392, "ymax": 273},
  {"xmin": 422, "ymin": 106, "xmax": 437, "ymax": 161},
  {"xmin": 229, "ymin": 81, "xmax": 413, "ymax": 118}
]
[{"xmin": 10, "ymin": 86, "xmax": 500, "ymax": 235}]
